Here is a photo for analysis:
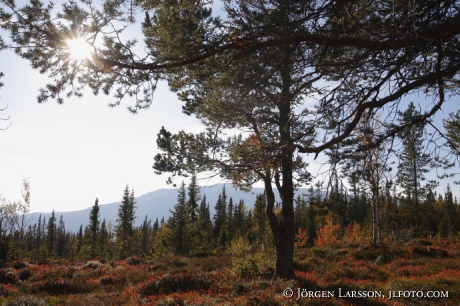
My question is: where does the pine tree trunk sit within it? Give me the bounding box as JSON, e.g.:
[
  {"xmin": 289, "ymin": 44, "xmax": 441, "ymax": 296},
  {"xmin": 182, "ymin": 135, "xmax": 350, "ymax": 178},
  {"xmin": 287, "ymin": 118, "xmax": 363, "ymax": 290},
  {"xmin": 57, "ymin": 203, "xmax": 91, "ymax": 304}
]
[{"xmin": 265, "ymin": 182, "xmax": 295, "ymax": 279}]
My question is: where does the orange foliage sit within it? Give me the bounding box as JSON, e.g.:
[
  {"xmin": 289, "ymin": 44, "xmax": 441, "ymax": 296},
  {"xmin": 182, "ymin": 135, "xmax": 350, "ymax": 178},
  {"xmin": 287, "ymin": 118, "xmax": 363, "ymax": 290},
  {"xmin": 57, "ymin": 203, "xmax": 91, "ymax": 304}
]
[
  {"xmin": 343, "ymin": 221, "xmax": 368, "ymax": 246},
  {"xmin": 295, "ymin": 227, "xmax": 309, "ymax": 248},
  {"xmin": 314, "ymin": 213, "xmax": 340, "ymax": 247}
]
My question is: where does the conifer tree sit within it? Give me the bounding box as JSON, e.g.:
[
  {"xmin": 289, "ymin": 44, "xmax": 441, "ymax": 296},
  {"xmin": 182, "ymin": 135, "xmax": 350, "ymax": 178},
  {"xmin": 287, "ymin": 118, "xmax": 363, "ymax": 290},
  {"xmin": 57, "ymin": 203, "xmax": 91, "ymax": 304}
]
[
  {"xmin": 213, "ymin": 186, "xmax": 227, "ymax": 241},
  {"xmin": 46, "ymin": 210, "xmax": 56, "ymax": 256},
  {"xmin": 167, "ymin": 181, "xmax": 189, "ymax": 255},
  {"xmin": 227, "ymin": 197, "xmax": 234, "ymax": 242},
  {"xmin": 98, "ymin": 219, "xmax": 109, "ymax": 259},
  {"xmin": 233, "ymin": 200, "xmax": 246, "ymax": 238},
  {"xmin": 443, "ymin": 109, "xmax": 460, "ymax": 156},
  {"xmin": 438, "ymin": 185, "xmax": 458, "ymax": 237},
  {"xmin": 421, "ymin": 187, "xmax": 438, "ymax": 236},
  {"xmin": 187, "ymin": 173, "xmax": 201, "ymax": 224},
  {"xmin": 76, "ymin": 224, "xmax": 83, "ymax": 256},
  {"xmin": 88, "ymin": 198, "xmax": 100, "ymax": 258},
  {"xmin": 397, "ymin": 102, "xmax": 431, "ymax": 234},
  {"xmin": 253, "ymin": 193, "xmax": 270, "ymax": 247},
  {"xmin": 56, "ymin": 215, "xmax": 66, "ymax": 258},
  {"xmin": 305, "ymin": 186, "xmax": 317, "ymax": 246},
  {"xmin": 116, "ymin": 185, "xmax": 137, "ymax": 258},
  {"xmin": 36, "ymin": 214, "xmax": 42, "ymax": 252},
  {"xmin": 152, "ymin": 217, "xmax": 160, "ymax": 241},
  {"xmin": 140, "ymin": 215, "xmax": 151, "ymax": 256}
]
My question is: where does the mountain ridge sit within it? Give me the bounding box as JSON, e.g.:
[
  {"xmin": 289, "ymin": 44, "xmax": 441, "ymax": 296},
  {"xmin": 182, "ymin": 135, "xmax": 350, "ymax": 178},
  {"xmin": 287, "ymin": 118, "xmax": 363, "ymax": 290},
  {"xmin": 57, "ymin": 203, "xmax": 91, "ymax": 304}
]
[{"xmin": 26, "ymin": 184, "xmax": 311, "ymax": 232}]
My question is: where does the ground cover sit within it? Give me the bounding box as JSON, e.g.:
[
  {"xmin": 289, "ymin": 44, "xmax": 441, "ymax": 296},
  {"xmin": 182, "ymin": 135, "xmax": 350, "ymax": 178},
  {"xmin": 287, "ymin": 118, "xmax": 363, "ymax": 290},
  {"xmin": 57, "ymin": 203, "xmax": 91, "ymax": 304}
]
[{"xmin": 0, "ymin": 238, "xmax": 459, "ymax": 305}]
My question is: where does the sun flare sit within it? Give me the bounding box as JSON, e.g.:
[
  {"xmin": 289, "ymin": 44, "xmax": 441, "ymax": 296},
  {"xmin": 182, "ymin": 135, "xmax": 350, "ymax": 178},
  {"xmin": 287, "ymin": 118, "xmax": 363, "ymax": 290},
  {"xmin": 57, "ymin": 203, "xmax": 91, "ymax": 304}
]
[{"xmin": 66, "ymin": 36, "xmax": 93, "ymax": 60}]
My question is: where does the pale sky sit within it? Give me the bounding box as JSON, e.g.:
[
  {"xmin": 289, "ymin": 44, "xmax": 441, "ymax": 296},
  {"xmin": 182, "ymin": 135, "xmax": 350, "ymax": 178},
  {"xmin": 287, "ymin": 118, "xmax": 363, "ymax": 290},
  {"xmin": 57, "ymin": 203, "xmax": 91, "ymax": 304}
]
[{"xmin": 0, "ymin": 1, "xmax": 459, "ymax": 213}]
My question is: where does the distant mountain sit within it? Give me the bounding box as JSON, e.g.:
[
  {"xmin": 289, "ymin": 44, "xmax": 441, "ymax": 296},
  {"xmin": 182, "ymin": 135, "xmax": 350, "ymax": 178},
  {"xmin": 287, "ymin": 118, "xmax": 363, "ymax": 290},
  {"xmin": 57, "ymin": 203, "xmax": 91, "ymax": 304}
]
[{"xmin": 26, "ymin": 184, "xmax": 311, "ymax": 233}]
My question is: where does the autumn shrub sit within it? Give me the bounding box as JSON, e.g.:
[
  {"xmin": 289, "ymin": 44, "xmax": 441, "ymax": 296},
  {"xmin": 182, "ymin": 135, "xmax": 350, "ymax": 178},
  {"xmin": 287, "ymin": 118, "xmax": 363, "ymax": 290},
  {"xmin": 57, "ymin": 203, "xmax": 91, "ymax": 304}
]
[
  {"xmin": 168, "ymin": 256, "xmax": 189, "ymax": 268},
  {"xmin": 125, "ymin": 268, "xmax": 150, "ymax": 285},
  {"xmin": 229, "ymin": 237, "xmax": 275, "ymax": 277},
  {"xmin": 99, "ymin": 273, "xmax": 127, "ymax": 289},
  {"xmin": 137, "ymin": 272, "xmax": 213, "ymax": 296},
  {"xmin": 2, "ymin": 295, "xmax": 47, "ymax": 306},
  {"xmin": 0, "ymin": 269, "xmax": 18, "ymax": 285},
  {"xmin": 408, "ymin": 243, "xmax": 450, "ymax": 258},
  {"xmin": 12, "ymin": 261, "xmax": 29, "ymax": 270},
  {"xmin": 295, "ymin": 227, "xmax": 309, "ymax": 248},
  {"xmin": 343, "ymin": 221, "xmax": 370, "ymax": 246},
  {"xmin": 18, "ymin": 268, "xmax": 32, "ymax": 281},
  {"xmin": 351, "ymin": 244, "xmax": 407, "ymax": 264},
  {"xmin": 0, "ymin": 283, "xmax": 17, "ymax": 297},
  {"xmin": 81, "ymin": 260, "xmax": 106, "ymax": 269},
  {"xmin": 126, "ymin": 256, "xmax": 144, "ymax": 266},
  {"xmin": 314, "ymin": 213, "xmax": 340, "ymax": 247},
  {"xmin": 189, "ymin": 255, "xmax": 232, "ymax": 272},
  {"xmin": 30, "ymin": 279, "xmax": 90, "ymax": 295}
]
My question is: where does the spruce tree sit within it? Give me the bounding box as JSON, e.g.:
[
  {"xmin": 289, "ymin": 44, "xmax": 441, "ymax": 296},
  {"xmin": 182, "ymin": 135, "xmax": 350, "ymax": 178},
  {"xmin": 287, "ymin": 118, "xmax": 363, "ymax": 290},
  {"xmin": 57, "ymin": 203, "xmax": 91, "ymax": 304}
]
[
  {"xmin": 76, "ymin": 224, "xmax": 83, "ymax": 256},
  {"xmin": 116, "ymin": 185, "xmax": 137, "ymax": 258},
  {"xmin": 227, "ymin": 197, "xmax": 234, "ymax": 242},
  {"xmin": 152, "ymin": 217, "xmax": 160, "ymax": 241},
  {"xmin": 187, "ymin": 173, "xmax": 201, "ymax": 224},
  {"xmin": 438, "ymin": 185, "xmax": 458, "ymax": 237},
  {"xmin": 197, "ymin": 195, "xmax": 213, "ymax": 249},
  {"xmin": 36, "ymin": 214, "xmax": 42, "ymax": 252},
  {"xmin": 89, "ymin": 197, "xmax": 100, "ymax": 258},
  {"xmin": 397, "ymin": 102, "xmax": 431, "ymax": 234},
  {"xmin": 98, "ymin": 219, "xmax": 109, "ymax": 259},
  {"xmin": 167, "ymin": 181, "xmax": 189, "ymax": 255},
  {"xmin": 213, "ymin": 186, "xmax": 227, "ymax": 241},
  {"xmin": 253, "ymin": 193, "xmax": 270, "ymax": 247},
  {"xmin": 46, "ymin": 210, "xmax": 56, "ymax": 256},
  {"xmin": 233, "ymin": 200, "xmax": 246, "ymax": 238},
  {"xmin": 140, "ymin": 215, "xmax": 151, "ymax": 256},
  {"xmin": 56, "ymin": 215, "xmax": 66, "ymax": 258}
]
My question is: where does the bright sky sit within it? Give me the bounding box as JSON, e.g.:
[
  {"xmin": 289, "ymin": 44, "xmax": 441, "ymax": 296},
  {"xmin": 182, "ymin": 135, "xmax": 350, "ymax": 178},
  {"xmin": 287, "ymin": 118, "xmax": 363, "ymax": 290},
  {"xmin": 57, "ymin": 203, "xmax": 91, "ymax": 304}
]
[{"xmin": 0, "ymin": 1, "xmax": 459, "ymax": 213}]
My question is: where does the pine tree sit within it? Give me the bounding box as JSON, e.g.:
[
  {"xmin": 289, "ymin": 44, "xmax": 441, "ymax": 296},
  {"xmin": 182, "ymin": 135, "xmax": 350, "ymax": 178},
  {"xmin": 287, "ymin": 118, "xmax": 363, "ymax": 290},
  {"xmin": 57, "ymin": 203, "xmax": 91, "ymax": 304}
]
[
  {"xmin": 443, "ymin": 109, "xmax": 460, "ymax": 155},
  {"xmin": 88, "ymin": 198, "xmax": 100, "ymax": 258}
]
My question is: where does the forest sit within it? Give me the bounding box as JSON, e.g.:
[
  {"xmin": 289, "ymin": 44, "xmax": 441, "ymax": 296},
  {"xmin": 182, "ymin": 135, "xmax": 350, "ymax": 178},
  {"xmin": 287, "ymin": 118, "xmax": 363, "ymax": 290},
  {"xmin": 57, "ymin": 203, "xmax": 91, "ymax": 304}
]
[{"xmin": 1, "ymin": 0, "xmax": 460, "ymax": 304}]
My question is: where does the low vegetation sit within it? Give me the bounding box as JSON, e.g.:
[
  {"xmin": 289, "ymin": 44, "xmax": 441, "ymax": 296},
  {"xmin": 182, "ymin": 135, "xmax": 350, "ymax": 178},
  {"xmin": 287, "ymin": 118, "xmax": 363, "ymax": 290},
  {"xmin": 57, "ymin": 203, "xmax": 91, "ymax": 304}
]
[{"xmin": 0, "ymin": 237, "xmax": 458, "ymax": 305}]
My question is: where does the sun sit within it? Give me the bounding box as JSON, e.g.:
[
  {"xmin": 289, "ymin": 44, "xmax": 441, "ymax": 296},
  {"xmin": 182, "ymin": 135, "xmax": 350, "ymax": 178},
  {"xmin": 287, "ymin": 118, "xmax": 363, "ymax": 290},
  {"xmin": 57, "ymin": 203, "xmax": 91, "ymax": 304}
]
[{"xmin": 66, "ymin": 36, "xmax": 93, "ymax": 61}]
